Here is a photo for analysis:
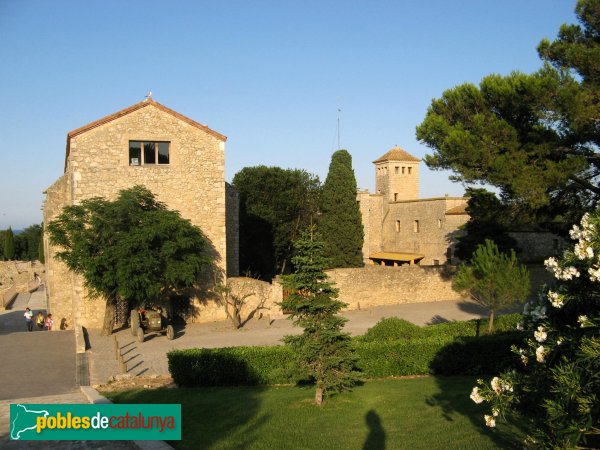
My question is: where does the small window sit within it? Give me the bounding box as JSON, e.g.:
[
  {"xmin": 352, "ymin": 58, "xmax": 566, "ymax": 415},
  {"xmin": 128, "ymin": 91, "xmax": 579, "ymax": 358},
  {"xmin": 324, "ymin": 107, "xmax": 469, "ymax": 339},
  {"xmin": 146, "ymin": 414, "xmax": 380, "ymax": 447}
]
[
  {"xmin": 433, "ymin": 260, "xmax": 440, "ymax": 266},
  {"xmin": 395, "ymin": 166, "xmax": 399, "ymax": 174},
  {"xmin": 394, "ymin": 193, "xmax": 398, "ymax": 201},
  {"xmin": 402, "ymin": 167, "xmax": 405, "ymax": 174},
  {"xmin": 438, "ymin": 219, "xmax": 442, "ymax": 229},
  {"xmin": 408, "ymin": 167, "xmax": 412, "ymax": 174},
  {"xmin": 129, "ymin": 141, "xmax": 170, "ymax": 165},
  {"xmin": 414, "ymin": 220, "xmax": 419, "ymax": 233},
  {"xmin": 395, "ymin": 220, "xmax": 400, "ymax": 232}
]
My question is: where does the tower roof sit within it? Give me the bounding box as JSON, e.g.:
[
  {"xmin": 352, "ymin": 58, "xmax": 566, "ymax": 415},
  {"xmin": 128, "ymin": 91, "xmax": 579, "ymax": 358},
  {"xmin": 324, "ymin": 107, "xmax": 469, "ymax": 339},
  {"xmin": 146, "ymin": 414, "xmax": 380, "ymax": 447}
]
[{"xmin": 373, "ymin": 146, "xmax": 420, "ymax": 164}]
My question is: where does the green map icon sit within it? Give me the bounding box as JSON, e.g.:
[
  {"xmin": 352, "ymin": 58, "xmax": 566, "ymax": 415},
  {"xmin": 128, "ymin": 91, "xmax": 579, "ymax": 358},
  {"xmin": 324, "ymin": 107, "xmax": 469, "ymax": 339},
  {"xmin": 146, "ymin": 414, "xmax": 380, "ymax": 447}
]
[{"xmin": 10, "ymin": 404, "xmax": 49, "ymax": 440}]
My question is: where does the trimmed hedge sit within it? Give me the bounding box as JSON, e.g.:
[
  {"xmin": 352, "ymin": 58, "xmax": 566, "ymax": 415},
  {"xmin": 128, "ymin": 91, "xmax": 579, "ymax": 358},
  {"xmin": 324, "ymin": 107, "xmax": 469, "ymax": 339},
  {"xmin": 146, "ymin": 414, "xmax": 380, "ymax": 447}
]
[
  {"xmin": 168, "ymin": 346, "xmax": 301, "ymax": 387},
  {"xmin": 168, "ymin": 331, "xmax": 525, "ymax": 386}
]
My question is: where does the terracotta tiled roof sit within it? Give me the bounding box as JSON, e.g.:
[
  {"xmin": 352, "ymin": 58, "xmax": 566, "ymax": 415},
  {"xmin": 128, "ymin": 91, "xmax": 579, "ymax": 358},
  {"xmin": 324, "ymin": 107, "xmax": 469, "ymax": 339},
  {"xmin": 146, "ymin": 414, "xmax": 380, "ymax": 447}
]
[
  {"xmin": 373, "ymin": 146, "xmax": 420, "ymax": 164},
  {"xmin": 445, "ymin": 204, "xmax": 468, "ymax": 215},
  {"xmin": 64, "ymin": 99, "xmax": 227, "ymax": 171}
]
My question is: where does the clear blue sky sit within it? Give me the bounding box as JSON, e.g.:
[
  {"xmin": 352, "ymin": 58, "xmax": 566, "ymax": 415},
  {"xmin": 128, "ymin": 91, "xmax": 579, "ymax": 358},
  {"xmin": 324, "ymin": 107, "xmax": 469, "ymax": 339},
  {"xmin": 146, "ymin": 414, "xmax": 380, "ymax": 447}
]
[{"xmin": 0, "ymin": 0, "xmax": 578, "ymax": 229}]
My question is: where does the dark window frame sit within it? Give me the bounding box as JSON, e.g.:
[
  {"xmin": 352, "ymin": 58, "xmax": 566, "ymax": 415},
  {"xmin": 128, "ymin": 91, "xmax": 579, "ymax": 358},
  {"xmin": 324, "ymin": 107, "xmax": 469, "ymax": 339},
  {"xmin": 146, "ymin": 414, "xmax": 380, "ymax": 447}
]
[{"xmin": 129, "ymin": 140, "xmax": 170, "ymax": 166}]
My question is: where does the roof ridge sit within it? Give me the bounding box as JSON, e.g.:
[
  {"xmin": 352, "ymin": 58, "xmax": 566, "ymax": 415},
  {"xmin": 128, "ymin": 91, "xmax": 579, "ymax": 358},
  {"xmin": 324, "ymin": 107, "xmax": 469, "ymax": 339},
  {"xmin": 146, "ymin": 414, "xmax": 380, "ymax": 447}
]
[
  {"xmin": 64, "ymin": 99, "xmax": 227, "ymax": 171},
  {"xmin": 373, "ymin": 146, "xmax": 420, "ymax": 163}
]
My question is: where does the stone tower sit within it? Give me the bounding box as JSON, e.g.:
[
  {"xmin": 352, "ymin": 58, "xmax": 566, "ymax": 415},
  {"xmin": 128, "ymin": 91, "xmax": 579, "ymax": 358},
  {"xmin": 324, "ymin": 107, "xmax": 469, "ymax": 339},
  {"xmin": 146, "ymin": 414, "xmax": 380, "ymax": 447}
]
[{"xmin": 373, "ymin": 146, "xmax": 420, "ymax": 202}]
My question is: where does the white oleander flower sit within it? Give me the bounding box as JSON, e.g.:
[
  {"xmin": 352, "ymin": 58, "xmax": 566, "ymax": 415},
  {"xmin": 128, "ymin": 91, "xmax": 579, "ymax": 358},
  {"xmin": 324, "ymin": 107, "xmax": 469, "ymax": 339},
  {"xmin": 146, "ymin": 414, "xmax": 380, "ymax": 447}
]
[
  {"xmin": 500, "ymin": 380, "xmax": 513, "ymax": 393},
  {"xmin": 536, "ymin": 346, "xmax": 546, "ymax": 363},
  {"xmin": 470, "ymin": 386, "xmax": 484, "ymax": 404},
  {"xmin": 534, "ymin": 326, "xmax": 547, "ymax": 343},
  {"xmin": 484, "ymin": 415, "xmax": 496, "ymax": 428},
  {"xmin": 492, "ymin": 408, "xmax": 499, "ymax": 417},
  {"xmin": 521, "ymin": 354, "xmax": 529, "ymax": 365},
  {"xmin": 575, "ymin": 242, "xmax": 594, "ymax": 260},
  {"xmin": 589, "ymin": 266, "xmax": 600, "ymax": 282},
  {"xmin": 557, "ymin": 337, "xmax": 563, "ymax": 346},
  {"xmin": 491, "ymin": 377, "xmax": 501, "ymax": 394},
  {"xmin": 578, "ymin": 315, "xmax": 589, "ymax": 327},
  {"xmin": 516, "ymin": 322, "xmax": 524, "ymax": 331},
  {"xmin": 547, "ymin": 291, "xmax": 565, "ymax": 308}
]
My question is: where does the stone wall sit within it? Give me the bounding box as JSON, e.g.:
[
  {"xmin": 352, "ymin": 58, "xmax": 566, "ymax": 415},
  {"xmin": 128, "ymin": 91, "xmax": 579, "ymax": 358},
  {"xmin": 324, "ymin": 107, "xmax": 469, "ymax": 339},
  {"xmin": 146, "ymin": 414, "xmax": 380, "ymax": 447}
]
[
  {"xmin": 44, "ymin": 101, "xmax": 230, "ymax": 330},
  {"xmin": 43, "ymin": 173, "xmax": 79, "ymax": 328},
  {"xmin": 358, "ymin": 192, "xmax": 469, "ymax": 266},
  {"xmin": 509, "ymin": 231, "xmax": 570, "ymax": 263},
  {"xmin": 326, "ymin": 265, "xmax": 467, "ymax": 309}
]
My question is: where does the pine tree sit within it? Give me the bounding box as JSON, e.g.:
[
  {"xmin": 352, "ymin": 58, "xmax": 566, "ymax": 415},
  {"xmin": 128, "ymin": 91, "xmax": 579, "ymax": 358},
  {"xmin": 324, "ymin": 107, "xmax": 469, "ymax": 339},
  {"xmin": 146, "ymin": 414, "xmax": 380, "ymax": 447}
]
[
  {"xmin": 453, "ymin": 239, "xmax": 530, "ymax": 333},
  {"xmin": 3, "ymin": 227, "xmax": 15, "ymax": 261},
  {"xmin": 319, "ymin": 150, "xmax": 364, "ymax": 268},
  {"xmin": 280, "ymin": 226, "xmax": 359, "ymax": 405}
]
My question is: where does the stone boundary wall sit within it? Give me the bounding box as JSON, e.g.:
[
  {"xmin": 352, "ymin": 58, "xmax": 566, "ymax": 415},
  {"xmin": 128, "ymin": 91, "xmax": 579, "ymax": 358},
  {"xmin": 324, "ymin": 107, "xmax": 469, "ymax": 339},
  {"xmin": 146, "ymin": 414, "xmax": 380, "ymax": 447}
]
[{"xmin": 325, "ymin": 265, "xmax": 467, "ymax": 310}]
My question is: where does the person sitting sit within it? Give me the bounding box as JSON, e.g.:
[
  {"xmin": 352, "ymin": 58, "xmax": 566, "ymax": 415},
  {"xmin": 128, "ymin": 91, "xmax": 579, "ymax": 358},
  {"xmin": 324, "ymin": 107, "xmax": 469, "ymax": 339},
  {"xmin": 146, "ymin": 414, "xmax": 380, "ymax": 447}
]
[
  {"xmin": 35, "ymin": 311, "xmax": 45, "ymax": 330},
  {"xmin": 45, "ymin": 313, "xmax": 53, "ymax": 331}
]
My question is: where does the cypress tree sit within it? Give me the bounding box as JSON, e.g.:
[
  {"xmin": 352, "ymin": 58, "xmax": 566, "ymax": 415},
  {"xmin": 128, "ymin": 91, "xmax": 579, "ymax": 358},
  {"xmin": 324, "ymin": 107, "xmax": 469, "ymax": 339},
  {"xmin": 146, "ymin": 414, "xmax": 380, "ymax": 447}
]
[
  {"xmin": 38, "ymin": 233, "xmax": 45, "ymax": 264},
  {"xmin": 3, "ymin": 227, "xmax": 15, "ymax": 261},
  {"xmin": 280, "ymin": 226, "xmax": 359, "ymax": 405},
  {"xmin": 319, "ymin": 150, "xmax": 364, "ymax": 267}
]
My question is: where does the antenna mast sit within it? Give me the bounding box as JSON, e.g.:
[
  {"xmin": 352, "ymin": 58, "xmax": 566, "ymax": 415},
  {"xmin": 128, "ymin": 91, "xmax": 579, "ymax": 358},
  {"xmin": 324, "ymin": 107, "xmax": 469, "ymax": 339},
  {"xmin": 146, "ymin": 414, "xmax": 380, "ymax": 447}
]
[{"xmin": 337, "ymin": 107, "xmax": 341, "ymax": 150}]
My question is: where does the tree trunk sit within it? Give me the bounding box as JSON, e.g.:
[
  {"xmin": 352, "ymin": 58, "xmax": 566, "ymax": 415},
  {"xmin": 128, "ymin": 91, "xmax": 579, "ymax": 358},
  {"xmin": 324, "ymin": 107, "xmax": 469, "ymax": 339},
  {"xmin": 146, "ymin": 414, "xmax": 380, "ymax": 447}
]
[
  {"xmin": 487, "ymin": 309, "xmax": 495, "ymax": 334},
  {"xmin": 102, "ymin": 298, "xmax": 116, "ymax": 336},
  {"xmin": 315, "ymin": 387, "xmax": 323, "ymax": 406}
]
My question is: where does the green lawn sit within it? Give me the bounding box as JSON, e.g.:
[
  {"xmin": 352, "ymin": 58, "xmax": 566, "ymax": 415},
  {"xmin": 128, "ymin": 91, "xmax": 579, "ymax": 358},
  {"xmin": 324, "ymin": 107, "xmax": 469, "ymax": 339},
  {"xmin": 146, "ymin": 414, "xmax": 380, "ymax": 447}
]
[{"xmin": 105, "ymin": 376, "xmax": 524, "ymax": 449}]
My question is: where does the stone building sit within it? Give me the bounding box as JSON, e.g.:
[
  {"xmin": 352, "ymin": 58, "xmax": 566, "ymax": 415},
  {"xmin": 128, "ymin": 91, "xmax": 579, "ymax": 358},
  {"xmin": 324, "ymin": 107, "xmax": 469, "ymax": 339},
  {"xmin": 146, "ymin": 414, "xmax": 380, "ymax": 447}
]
[
  {"xmin": 43, "ymin": 98, "xmax": 238, "ymax": 329},
  {"xmin": 358, "ymin": 146, "xmax": 469, "ymax": 266}
]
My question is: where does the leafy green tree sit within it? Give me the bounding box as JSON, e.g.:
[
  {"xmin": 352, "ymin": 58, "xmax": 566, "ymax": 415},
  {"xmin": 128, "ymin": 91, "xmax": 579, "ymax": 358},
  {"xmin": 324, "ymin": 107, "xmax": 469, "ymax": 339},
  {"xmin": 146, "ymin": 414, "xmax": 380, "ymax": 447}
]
[
  {"xmin": 47, "ymin": 185, "xmax": 213, "ymax": 335},
  {"xmin": 3, "ymin": 227, "xmax": 15, "ymax": 261},
  {"xmin": 538, "ymin": 0, "xmax": 600, "ymax": 136},
  {"xmin": 233, "ymin": 166, "xmax": 321, "ymax": 280},
  {"xmin": 280, "ymin": 226, "xmax": 359, "ymax": 405},
  {"xmin": 14, "ymin": 224, "xmax": 43, "ymax": 261},
  {"xmin": 455, "ymin": 188, "xmax": 519, "ymax": 261},
  {"xmin": 416, "ymin": 1, "xmax": 600, "ymax": 222},
  {"xmin": 416, "ymin": 67, "xmax": 594, "ymax": 215},
  {"xmin": 319, "ymin": 150, "xmax": 364, "ymax": 268},
  {"xmin": 472, "ymin": 209, "xmax": 600, "ymax": 448},
  {"xmin": 38, "ymin": 234, "xmax": 45, "ymax": 264},
  {"xmin": 453, "ymin": 240, "xmax": 530, "ymax": 333}
]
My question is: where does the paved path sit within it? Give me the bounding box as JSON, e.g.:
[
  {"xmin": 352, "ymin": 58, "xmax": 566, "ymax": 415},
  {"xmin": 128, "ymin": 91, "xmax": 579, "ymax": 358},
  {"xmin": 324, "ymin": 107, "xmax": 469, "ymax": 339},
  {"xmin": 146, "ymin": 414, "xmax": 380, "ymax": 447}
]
[
  {"xmin": 88, "ymin": 298, "xmax": 492, "ymax": 385},
  {"xmin": 0, "ymin": 287, "xmax": 134, "ymax": 449}
]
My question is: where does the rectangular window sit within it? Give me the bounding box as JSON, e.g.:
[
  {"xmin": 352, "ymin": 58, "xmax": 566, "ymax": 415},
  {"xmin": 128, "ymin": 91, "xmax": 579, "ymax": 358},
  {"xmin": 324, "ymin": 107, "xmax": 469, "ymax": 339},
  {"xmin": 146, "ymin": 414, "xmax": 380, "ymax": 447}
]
[
  {"xmin": 414, "ymin": 220, "xmax": 419, "ymax": 233},
  {"xmin": 408, "ymin": 167, "xmax": 412, "ymax": 174},
  {"xmin": 394, "ymin": 193, "xmax": 398, "ymax": 201},
  {"xmin": 438, "ymin": 219, "xmax": 442, "ymax": 229},
  {"xmin": 129, "ymin": 141, "xmax": 170, "ymax": 165},
  {"xmin": 395, "ymin": 220, "xmax": 400, "ymax": 232},
  {"xmin": 129, "ymin": 142, "xmax": 141, "ymax": 165},
  {"xmin": 402, "ymin": 167, "xmax": 405, "ymax": 174},
  {"xmin": 395, "ymin": 166, "xmax": 399, "ymax": 174},
  {"xmin": 434, "ymin": 260, "xmax": 440, "ymax": 266}
]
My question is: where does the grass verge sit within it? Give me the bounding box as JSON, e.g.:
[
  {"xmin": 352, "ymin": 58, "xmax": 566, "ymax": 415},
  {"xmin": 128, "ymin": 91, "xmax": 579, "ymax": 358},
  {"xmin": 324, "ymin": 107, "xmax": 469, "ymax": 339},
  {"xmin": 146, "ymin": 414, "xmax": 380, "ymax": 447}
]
[{"xmin": 105, "ymin": 376, "xmax": 525, "ymax": 449}]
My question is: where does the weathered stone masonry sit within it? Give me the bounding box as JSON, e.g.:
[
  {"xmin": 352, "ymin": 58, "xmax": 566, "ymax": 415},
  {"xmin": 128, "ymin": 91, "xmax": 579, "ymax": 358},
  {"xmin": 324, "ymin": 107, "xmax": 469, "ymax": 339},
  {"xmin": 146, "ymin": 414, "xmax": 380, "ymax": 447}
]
[{"xmin": 43, "ymin": 99, "xmax": 239, "ymax": 330}]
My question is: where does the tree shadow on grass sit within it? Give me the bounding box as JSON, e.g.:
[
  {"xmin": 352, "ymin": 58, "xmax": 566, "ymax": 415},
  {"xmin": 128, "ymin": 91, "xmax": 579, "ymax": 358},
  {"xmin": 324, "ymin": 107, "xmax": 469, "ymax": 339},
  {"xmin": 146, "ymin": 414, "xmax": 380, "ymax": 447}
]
[
  {"xmin": 425, "ymin": 376, "xmax": 525, "ymax": 449},
  {"xmin": 108, "ymin": 353, "xmax": 268, "ymax": 450}
]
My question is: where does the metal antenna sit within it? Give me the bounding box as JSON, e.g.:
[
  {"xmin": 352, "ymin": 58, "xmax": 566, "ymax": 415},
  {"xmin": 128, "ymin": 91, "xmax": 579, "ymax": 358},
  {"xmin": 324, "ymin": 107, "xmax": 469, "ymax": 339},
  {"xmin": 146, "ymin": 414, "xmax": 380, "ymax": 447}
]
[{"xmin": 337, "ymin": 107, "xmax": 341, "ymax": 150}]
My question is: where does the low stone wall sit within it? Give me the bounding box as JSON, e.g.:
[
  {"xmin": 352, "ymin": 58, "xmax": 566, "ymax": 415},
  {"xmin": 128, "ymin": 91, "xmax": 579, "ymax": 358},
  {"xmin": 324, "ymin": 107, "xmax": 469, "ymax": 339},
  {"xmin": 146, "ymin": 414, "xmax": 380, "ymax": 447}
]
[{"xmin": 325, "ymin": 265, "xmax": 467, "ymax": 310}]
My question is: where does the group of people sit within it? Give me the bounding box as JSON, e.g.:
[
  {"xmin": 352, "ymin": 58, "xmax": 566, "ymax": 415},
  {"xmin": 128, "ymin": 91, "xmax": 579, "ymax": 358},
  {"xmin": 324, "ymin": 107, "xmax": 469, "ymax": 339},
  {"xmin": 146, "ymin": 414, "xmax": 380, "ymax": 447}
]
[{"xmin": 24, "ymin": 307, "xmax": 53, "ymax": 332}]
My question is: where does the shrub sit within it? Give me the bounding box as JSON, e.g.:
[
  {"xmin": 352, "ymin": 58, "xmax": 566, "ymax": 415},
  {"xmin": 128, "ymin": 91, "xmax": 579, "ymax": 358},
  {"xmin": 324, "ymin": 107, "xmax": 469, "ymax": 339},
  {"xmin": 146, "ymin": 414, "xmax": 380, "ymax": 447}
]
[
  {"xmin": 168, "ymin": 346, "xmax": 300, "ymax": 387},
  {"xmin": 357, "ymin": 317, "xmax": 421, "ymax": 342},
  {"xmin": 429, "ymin": 332, "xmax": 525, "ymax": 375}
]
